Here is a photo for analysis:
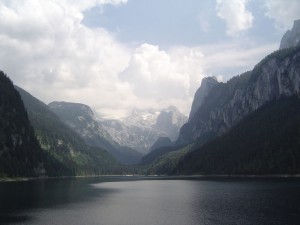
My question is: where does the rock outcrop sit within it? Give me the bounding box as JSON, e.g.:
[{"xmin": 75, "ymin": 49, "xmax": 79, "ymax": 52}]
[
  {"xmin": 280, "ymin": 19, "xmax": 300, "ymax": 50},
  {"xmin": 189, "ymin": 76, "xmax": 218, "ymax": 121}
]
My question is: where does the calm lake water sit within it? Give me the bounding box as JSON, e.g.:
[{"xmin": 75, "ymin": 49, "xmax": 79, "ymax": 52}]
[{"xmin": 0, "ymin": 176, "xmax": 300, "ymax": 225}]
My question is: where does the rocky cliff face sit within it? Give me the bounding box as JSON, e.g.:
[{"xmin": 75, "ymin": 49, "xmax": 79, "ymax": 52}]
[
  {"xmin": 280, "ymin": 19, "xmax": 300, "ymax": 49},
  {"xmin": 178, "ymin": 47, "xmax": 300, "ymax": 144},
  {"xmin": 189, "ymin": 76, "xmax": 218, "ymax": 121}
]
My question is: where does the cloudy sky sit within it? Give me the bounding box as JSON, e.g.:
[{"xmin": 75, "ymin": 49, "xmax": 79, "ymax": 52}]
[{"xmin": 0, "ymin": 0, "xmax": 299, "ymax": 119}]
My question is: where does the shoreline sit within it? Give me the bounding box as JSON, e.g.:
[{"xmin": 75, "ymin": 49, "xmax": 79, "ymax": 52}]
[{"xmin": 1, "ymin": 174, "xmax": 300, "ymax": 183}]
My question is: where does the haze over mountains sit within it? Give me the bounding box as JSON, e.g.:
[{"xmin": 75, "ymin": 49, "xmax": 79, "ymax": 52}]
[{"xmin": 0, "ymin": 19, "xmax": 300, "ymax": 177}]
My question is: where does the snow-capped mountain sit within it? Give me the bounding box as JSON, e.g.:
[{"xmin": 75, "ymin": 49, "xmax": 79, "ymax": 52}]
[
  {"xmin": 102, "ymin": 106, "xmax": 187, "ymax": 154},
  {"xmin": 49, "ymin": 101, "xmax": 187, "ymax": 155}
]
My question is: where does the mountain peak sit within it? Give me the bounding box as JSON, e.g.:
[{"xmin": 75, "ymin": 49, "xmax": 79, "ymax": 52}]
[
  {"xmin": 49, "ymin": 101, "xmax": 95, "ymax": 118},
  {"xmin": 279, "ymin": 19, "xmax": 300, "ymax": 50},
  {"xmin": 189, "ymin": 76, "xmax": 219, "ymax": 121}
]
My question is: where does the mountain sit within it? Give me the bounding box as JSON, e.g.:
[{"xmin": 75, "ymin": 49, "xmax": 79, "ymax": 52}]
[
  {"xmin": 155, "ymin": 106, "xmax": 188, "ymax": 139},
  {"xmin": 146, "ymin": 144, "xmax": 193, "ymax": 175},
  {"xmin": 175, "ymin": 96, "xmax": 300, "ymax": 175},
  {"xmin": 48, "ymin": 102, "xmax": 187, "ymax": 156},
  {"xmin": 98, "ymin": 109, "xmax": 161, "ymax": 154},
  {"xmin": 16, "ymin": 87, "xmax": 120, "ymax": 176},
  {"xmin": 178, "ymin": 46, "xmax": 300, "ymax": 145},
  {"xmin": 280, "ymin": 19, "xmax": 300, "ymax": 50},
  {"xmin": 149, "ymin": 137, "xmax": 172, "ymax": 152},
  {"xmin": 102, "ymin": 106, "xmax": 187, "ymax": 154},
  {"xmin": 189, "ymin": 76, "xmax": 219, "ymax": 121},
  {"xmin": 140, "ymin": 145, "xmax": 176, "ymax": 165},
  {"xmin": 0, "ymin": 72, "xmax": 45, "ymax": 177},
  {"xmin": 146, "ymin": 21, "xmax": 300, "ymax": 175},
  {"xmin": 48, "ymin": 101, "xmax": 142, "ymax": 164}
]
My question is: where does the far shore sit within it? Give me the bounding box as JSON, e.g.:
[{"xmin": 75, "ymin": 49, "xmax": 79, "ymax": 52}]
[{"xmin": 1, "ymin": 174, "xmax": 300, "ymax": 183}]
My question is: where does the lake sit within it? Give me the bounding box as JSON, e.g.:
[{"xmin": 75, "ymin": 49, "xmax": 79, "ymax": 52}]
[{"xmin": 0, "ymin": 176, "xmax": 300, "ymax": 225}]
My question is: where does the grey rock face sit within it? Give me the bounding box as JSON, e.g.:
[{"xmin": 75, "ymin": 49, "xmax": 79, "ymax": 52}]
[
  {"xmin": 179, "ymin": 48, "xmax": 300, "ymax": 144},
  {"xmin": 189, "ymin": 76, "xmax": 219, "ymax": 121},
  {"xmin": 280, "ymin": 19, "xmax": 300, "ymax": 50}
]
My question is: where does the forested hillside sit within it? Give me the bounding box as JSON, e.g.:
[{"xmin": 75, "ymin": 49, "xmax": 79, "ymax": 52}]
[
  {"xmin": 176, "ymin": 96, "xmax": 300, "ymax": 175},
  {"xmin": 0, "ymin": 71, "xmax": 45, "ymax": 177}
]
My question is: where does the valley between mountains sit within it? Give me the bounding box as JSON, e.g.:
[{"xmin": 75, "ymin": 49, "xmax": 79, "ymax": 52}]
[{"xmin": 1, "ymin": 20, "xmax": 300, "ymax": 178}]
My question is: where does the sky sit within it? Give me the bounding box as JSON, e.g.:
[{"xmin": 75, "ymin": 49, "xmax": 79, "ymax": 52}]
[{"xmin": 0, "ymin": 0, "xmax": 299, "ymax": 119}]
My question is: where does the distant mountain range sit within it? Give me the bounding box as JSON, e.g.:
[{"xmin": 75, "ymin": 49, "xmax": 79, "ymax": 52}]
[
  {"xmin": 49, "ymin": 102, "xmax": 187, "ymax": 157},
  {"xmin": 48, "ymin": 101, "xmax": 142, "ymax": 164}
]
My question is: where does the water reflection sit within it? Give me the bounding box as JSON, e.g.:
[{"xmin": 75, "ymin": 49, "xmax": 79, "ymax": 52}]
[
  {"xmin": 0, "ymin": 177, "xmax": 300, "ymax": 225},
  {"xmin": 0, "ymin": 215, "xmax": 31, "ymax": 224},
  {"xmin": 0, "ymin": 177, "xmax": 114, "ymax": 224}
]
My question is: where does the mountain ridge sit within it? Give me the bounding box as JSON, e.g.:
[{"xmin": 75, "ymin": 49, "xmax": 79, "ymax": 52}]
[
  {"xmin": 49, "ymin": 102, "xmax": 187, "ymax": 155},
  {"xmin": 189, "ymin": 76, "xmax": 219, "ymax": 121},
  {"xmin": 16, "ymin": 86, "xmax": 121, "ymax": 176},
  {"xmin": 175, "ymin": 96, "xmax": 300, "ymax": 175},
  {"xmin": 178, "ymin": 46, "xmax": 300, "ymax": 145},
  {"xmin": 48, "ymin": 101, "xmax": 142, "ymax": 164}
]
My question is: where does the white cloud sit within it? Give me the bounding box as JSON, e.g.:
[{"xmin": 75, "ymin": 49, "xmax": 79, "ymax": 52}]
[
  {"xmin": 119, "ymin": 44, "xmax": 205, "ymax": 115},
  {"xmin": 264, "ymin": 0, "xmax": 300, "ymax": 30},
  {"xmin": 197, "ymin": 5, "xmax": 213, "ymax": 34},
  {"xmin": 0, "ymin": 0, "xmax": 279, "ymax": 119},
  {"xmin": 0, "ymin": 0, "xmax": 130, "ymax": 119},
  {"xmin": 0, "ymin": 0, "xmax": 203, "ymax": 118},
  {"xmin": 120, "ymin": 44, "xmax": 203, "ymax": 98},
  {"xmin": 199, "ymin": 42, "xmax": 277, "ymax": 77},
  {"xmin": 216, "ymin": 0, "xmax": 253, "ymax": 36},
  {"xmin": 197, "ymin": 14, "xmax": 211, "ymax": 33}
]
